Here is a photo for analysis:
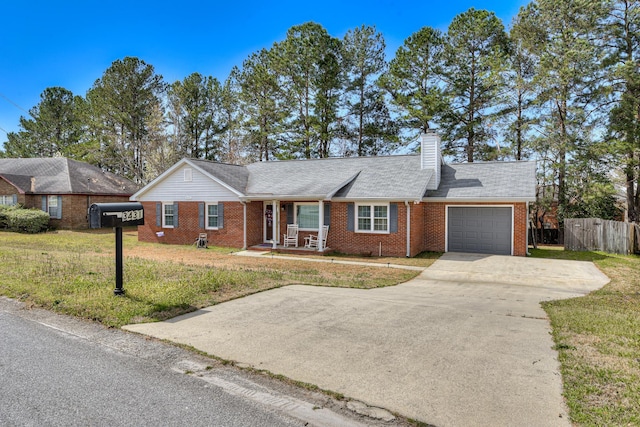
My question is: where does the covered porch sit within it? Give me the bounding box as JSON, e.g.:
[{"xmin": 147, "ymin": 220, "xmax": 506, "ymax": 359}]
[
  {"xmin": 247, "ymin": 242, "xmax": 334, "ymax": 255},
  {"xmin": 251, "ymin": 198, "xmax": 330, "ymax": 253}
]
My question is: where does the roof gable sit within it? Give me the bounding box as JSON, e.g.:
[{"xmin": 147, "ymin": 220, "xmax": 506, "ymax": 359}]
[{"xmin": 131, "ymin": 158, "xmax": 246, "ymax": 201}]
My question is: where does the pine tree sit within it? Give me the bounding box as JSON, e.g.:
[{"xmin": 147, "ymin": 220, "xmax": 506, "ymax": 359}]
[
  {"xmin": 342, "ymin": 25, "xmax": 397, "ymax": 156},
  {"xmin": 441, "ymin": 8, "xmax": 510, "ymax": 162},
  {"xmin": 86, "ymin": 57, "xmax": 166, "ymax": 183},
  {"xmin": 378, "ymin": 26, "xmax": 448, "ymax": 138},
  {"xmin": 3, "ymin": 87, "xmax": 88, "ymax": 159}
]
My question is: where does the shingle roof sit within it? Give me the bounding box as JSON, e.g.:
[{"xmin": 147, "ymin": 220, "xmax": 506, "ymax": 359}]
[
  {"xmin": 245, "ymin": 155, "xmax": 432, "ymax": 200},
  {"xmin": 177, "ymin": 156, "xmax": 535, "ymax": 201},
  {"xmin": 0, "ymin": 158, "xmax": 139, "ymax": 195},
  {"xmin": 426, "ymin": 161, "xmax": 536, "ymax": 200}
]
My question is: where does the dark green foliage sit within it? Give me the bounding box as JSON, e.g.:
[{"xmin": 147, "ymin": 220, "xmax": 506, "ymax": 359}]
[
  {"xmin": 0, "ymin": 206, "xmax": 50, "ymax": 233},
  {"xmin": 441, "ymin": 8, "xmax": 510, "ymax": 162},
  {"xmin": 86, "ymin": 57, "xmax": 165, "ymax": 184},
  {"xmin": 3, "ymin": 87, "xmax": 88, "ymax": 159},
  {"xmin": 342, "ymin": 25, "xmax": 398, "ymax": 156},
  {"xmin": 378, "ymin": 26, "xmax": 448, "ymax": 136}
]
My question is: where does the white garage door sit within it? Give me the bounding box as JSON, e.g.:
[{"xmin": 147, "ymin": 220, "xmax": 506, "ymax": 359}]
[{"xmin": 447, "ymin": 207, "xmax": 512, "ymax": 255}]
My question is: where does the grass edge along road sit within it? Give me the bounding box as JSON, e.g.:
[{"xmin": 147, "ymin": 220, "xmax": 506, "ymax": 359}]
[
  {"xmin": 0, "ymin": 230, "xmax": 432, "ymax": 328},
  {"xmin": 2, "ymin": 231, "xmax": 638, "ymax": 425},
  {"xmin": 531, "ymin": 246, "xmax": 640, "ymax": 426}
]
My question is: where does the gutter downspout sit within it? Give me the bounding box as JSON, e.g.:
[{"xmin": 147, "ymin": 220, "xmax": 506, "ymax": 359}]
[
  {"xmin": 405, "ymin": 201, "xmax": 411, "ymax": 257},
  {"xmin": 318, "ymin": 200, "xmax": 324, "ymax": 252},
  {"xmin": 526, "ymin": 201, "xmax": 531, "ymax": 256},
  {"xmin": 241, "ymin": 201, "xmax": 247, "ymax": 250}
]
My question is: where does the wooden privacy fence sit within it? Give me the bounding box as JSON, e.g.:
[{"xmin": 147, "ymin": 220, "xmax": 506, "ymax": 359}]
[{"xmin": 564, "ymin": 218, "xmax": 640, "ymax": 255}]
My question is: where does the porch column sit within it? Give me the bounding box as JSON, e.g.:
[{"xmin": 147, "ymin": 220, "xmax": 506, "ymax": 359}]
[
  {"xmin": 272, "ymin": 199, "xmax": 278, "ymax": 245},
  {"xmin": 318, "ymin": 200, "xmax": 324, "ymax": 252}
]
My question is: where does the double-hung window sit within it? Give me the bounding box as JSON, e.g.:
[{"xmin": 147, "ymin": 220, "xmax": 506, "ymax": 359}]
[
  {"xmin": 206, "ymin": 203, "xmax": 219, "ymax": 229},
  {"xmin": 41, "ymin": 196, "xmax": 61, "ymax": 218},
  {"xmin": 163, "ymin": 203, "xmax": 175, "ymax": 228},
  {"xmin": 295, "ymin": 203, "xmax": 319, "ymax": 230},
  {"xmin": 0, "ymin": 195, "xmax": 16, "ymax": 206},
  {"xmin": 356, "ymin": 203, "xmax": 389, "ymax": 233}
]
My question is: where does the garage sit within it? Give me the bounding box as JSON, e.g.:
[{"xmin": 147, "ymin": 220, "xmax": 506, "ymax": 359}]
[{"xmin": 447, "ymin": 206, "xmax": 512, "ymax": 255}]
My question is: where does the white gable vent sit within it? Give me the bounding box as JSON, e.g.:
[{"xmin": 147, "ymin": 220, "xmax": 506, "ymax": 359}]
[{"xmin": 184, "ymin": 168, "xmax": 193, "ymax": 182}]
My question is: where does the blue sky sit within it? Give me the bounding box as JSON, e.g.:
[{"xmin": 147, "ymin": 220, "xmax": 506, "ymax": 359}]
[{"xmin": 0, "ymin": 0, "xmax": 527, "ymax": 141}]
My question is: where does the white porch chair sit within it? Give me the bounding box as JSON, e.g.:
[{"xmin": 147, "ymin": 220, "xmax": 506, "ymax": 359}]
[
  {"xmin": 305, "ymin": 225, "xmax": 329, "ymax": 250},
  {"xmin": 283, "ymin": 224, "xmax": 299, "ymax": 247},
  {"xmin": 194, "ymin": 233, "xmax": 208, "ymax": 249}
]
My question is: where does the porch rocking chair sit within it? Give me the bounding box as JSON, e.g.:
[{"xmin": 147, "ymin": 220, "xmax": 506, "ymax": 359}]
[
  {"xmin": 283, "ymin": 224, "xmax": 299, "ymax": 247},
  {"xmin": 194, "ymin": 233, "xmax": 208, "ymax": 249},
  {"xmin": 305, "ymin": 225, "xmax": 329, "ymax": 250}
]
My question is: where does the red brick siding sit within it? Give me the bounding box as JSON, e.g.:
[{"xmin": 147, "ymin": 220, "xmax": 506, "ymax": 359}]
[
  {"xmin": 327, "ymin": 202, "xmax": 409, "ymax": 257},
  {"xmin": 423, "ymin": 202, "xmax": 529, "ymax": 256},
  {"xmin": 4, "ymin": 191, "xmax": 130, "ymax": 229},
  {"xmin": 0, "ymin": 179, "xmax": 23, "ymax": 205},
  {"xmin": 245, "ymin": 202, "xmax": 263, "ymax": 247},
  {"xmin": 137, "ymin": 199, "xmax": 529, "ymax": 257},
  {"xmin": 138, "ymin": 201, "xmax": 246, "ymax": 249}
]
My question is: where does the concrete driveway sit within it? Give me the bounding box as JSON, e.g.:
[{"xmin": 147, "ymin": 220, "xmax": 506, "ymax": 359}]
[{"xmin": 124, "ymin": 253, "xmax": 610, "ymax": 426}]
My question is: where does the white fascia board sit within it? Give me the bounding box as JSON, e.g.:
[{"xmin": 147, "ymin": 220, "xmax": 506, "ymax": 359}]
[
  {"xmin": 243, "ymin": 194, "xmax": 328, "ymax": 201},
  {"xmin": 423, "ymin": 197, "xmax": 536, "ymax": 203},
  {"xmin": 331, "ymin": 197, "xmax": 420, "ymax": 203}
]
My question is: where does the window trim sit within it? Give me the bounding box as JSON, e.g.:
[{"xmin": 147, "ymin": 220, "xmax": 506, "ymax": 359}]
[
  {"xmin": 0, "ymin": 195, "xmax": 16, "ymax": 206},
  {"xmin": 205, "ymin": 202, "xmax": 219, "ymax": 230},
  {"xmin": 355, "ymin": 202, "xmax": 390, "ymax": 234},
  {"xmin": 162, "ymin": 202, "xmax": 175, "ymax": 228},
  {"xmin": 294, "ymin": 202, "xmax": 320, "ymax": 231}
]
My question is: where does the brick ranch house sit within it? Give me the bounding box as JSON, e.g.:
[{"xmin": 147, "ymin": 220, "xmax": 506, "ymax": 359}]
[
  {"xmin": 0, "ymin": 158, "xmax": 139, "ymax": 229},
  {"xmin": 132, "ymin": 133, "xmax": 537, "ymax": 256}
]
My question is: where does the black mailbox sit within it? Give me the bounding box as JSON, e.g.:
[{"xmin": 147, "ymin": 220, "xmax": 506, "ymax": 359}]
[{"xmin": 89, "ymin": 203, "xmax": 144, "ymax": 229}]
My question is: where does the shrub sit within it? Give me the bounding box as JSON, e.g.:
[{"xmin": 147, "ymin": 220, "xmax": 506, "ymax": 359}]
[{"xmin": 2, "ymin": 206, "xmax": 50, "ymax": 233}]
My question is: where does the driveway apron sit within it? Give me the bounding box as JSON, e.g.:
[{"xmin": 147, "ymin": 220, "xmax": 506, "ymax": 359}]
[{"xmin": 124, "ymin": 253, "xmax": 609, "ymax": 427}]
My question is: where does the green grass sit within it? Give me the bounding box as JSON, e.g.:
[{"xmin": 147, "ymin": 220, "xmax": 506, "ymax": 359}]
[
  {"xmin": 531, "ymin": 246, "xmax": 640, "ymax": 426},
  {"xmin": 0, "ymin": 230, "xmax": 422, "ymax": 327}
]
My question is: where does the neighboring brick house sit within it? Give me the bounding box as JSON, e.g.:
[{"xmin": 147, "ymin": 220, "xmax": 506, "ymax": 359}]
[
  {"xmin": 132, "ymin": 133, "xmax": 537, "ymax": 256},
  {"xmin": 0, "ymin": 158, "xmax": 138, "ymax": 229}
]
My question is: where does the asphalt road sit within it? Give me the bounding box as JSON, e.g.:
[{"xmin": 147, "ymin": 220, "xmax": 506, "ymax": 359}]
[{"xmin": 0, "ymin": 297, "xmax": 371, "ymax": 427}]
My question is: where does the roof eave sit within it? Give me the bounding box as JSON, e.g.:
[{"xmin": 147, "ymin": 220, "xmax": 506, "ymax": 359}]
[{"xmin": 423, "ymin": 197, "xmax": 536, "ymax": 203}]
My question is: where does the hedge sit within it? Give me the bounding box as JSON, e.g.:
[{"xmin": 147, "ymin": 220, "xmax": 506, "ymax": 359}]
[{"xmin": 0, "ymin": 205, "xmax": 50, "ymax": 233}]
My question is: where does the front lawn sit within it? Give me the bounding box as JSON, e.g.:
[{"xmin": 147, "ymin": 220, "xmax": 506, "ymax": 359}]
[
  {"xmin": 531, "ymin": 246, "xmax": 640, "ymax": 426},
  {"xmin": 0, "ymin": 230, "xmax": 429, "ymax": 327}
]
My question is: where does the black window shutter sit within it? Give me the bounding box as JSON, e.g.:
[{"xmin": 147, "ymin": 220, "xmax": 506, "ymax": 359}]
[
  {"xmin": 173, "ymin": 203, "xmax": 179, "ymax": 228},
  {"xmin": 198, "ymin": 203, "xmax": 205, "ymax": 229},
  {"xmin": 286, "ymin": 204, "xmax": 294, "ymax": 224},
  {"xmin": 324, "ymin": 203, "xmax": 331, "ymax": 226},
  {"xmin": 156, "ymin": 203, "xmax": 161, "ymax": 227},
  {"xmin": 389, "ymin": 203, "xmax": 398, "ymax": 233},
  {"xmin": 218, "ymin": 203, "xmax": 224, "ymax": 228},
  {"xmin": 347, "ymin": 203, "xmax": 354, "ymax": 232}
]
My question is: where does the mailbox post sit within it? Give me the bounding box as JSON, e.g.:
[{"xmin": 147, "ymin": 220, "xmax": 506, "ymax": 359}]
[{"xmin": 89, "ymin": 203, "xmax": 144, "ymax": 295}]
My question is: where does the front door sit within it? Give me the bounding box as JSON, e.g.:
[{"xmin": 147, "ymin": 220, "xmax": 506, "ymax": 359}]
[{"xmin": 264, "ymin": 202, "xmax": 279, "ymax": 243}]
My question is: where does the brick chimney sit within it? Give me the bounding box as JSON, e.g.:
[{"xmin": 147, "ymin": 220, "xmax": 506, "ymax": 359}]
[{"xmin": 420, "ymin": 131, "xmax": 442, "ymax": 190}]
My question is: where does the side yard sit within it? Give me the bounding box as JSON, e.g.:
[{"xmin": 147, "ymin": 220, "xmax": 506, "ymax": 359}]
[
  {"xmin": 0, "ymin": 230, "xmax": 432, "ymax": 327},
  {"xmin": 532, "ymin": 247, "xmax": 640, "ymax": 426}
]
